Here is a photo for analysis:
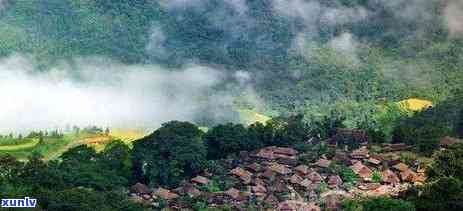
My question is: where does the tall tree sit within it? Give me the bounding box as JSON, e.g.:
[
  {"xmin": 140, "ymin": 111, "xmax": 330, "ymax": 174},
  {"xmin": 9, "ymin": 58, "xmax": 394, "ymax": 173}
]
[{"xmin": 132, "ymin": 121, "xmax": 206, "ymax": 187}]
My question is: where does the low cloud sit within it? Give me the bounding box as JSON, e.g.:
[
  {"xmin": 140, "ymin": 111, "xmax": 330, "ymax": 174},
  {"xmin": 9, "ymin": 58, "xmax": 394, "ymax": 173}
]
[
  {"xmin": 0, "ymin": 55, "xmax": 239, "ymax": 133},
  {"xmin": 444, "ymin": 0, "xmax": 463, "ymax": 37}
]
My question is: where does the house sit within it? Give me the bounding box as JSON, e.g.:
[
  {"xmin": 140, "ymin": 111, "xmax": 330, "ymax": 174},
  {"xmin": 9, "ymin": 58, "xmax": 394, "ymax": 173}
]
[
  {"xmin": 332, "ymin": 128, "xmax": 369, "ymax": 150},
  {"xmin": 191, "ymin": 176, "xmax": 210, "ymax": 185},
  {"xmin": 440, "ymin": 136, "xmax": 458, "ymax": 148},
  {"xmin": 327, "ymin": 175, "xmax": 343, "ymax": 189},
  {"xmin": 315, "ymin": 158, "xmax": 332, "ymax": 168},
  {"xmin": 230, "ymin": 167, "xmax": 252, "ymax": 184},
  {"xmin": 381, "ymin": 169, "xmax": 400, "ymax": 184},
  {"xmin": 350, "ymin": 162, "xmax": 372, "ymax": 180},
  {"xmin": 350, "ymin": 146, "xmax": 369, "ymax": 159}
]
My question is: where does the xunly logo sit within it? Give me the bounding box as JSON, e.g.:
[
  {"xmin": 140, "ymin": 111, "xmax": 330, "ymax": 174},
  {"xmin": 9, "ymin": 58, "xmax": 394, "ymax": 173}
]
[{"xmin": 1, "ymin": 197, "xmax": 37, "ymax": 208}]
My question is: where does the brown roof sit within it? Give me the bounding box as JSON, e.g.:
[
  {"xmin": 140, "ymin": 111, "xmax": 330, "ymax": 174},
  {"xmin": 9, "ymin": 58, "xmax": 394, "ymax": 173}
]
[
  {"xmin": 350, "ymin": 146, "xmax": 369, "ymax": 159},
  {"xmin": 154, "ymin": 188, "xmax": 179, "ymax": 200},
  {"xmin": 324, "ymin": 194, "xmax": 342, "ymax": 210},
  {"xmin": 191, "ymin": 176, "xmax": 210, "ymax": 185},
  {"xmin": 307, "ymin": 202, "xmax": 321, "ymax": 211},
  {"xmin": 253, "ymin": 146, "xmax": 298, "ymax": 160},
  {"xmin": 315, "ymin": 158, "xmax": 332, "ymax": 168},
  {"xmin": 382, "ymin": 143, "xmax": 411, "ymax": 152},
  {"xmin": 367, "ymin": 158, "xmax": 382, "ymax": 165},
  {"xmin": 130, "ymin": 183, "xmax": 151, "ymax": 194},
  {"xmin": 365, "ymin": 185, "xmax": 391, "ymax": 197},
  {"xmin": 269, "ymin": 163, "xmax": 292, "ymax": 174},
  {"xmin": 295, "ymin": 165, "xmax": 311, "ymax": 175},
  {"xmin": 440, "ymin": 136, "xmax": 458, "ymax": 147},
  {"xmin": 290, "ymin": 174, "xmax": 303, "ymax": 184},
  {"xmin": 254, "ymin": 149, "xmax": 276, "ymax": 160},
  {"xmin": 381, "ymin": 169, "xmax": 400, "ymax": 184},
  {"xmin": 414, "ymin": 174, "xmax": 427, "ymax": 183},
  {"xmin": 261, "ymin": 169, "xmax": 277, "ymax": 181},
  {"xmin": 277, "ymin": 200, "xmax": 314, "ymax": 211},
  {"xmin": 400, "ymin": 169, "xmax": 417, "ymax": 182},
  {"xmin": 185, "ymin": 186, "xmax": 202, "ymax": 198},
  {"xmin": 224, "ymin": 188, "xmax": 241, "ymax": 200},
  {"xmin": 246, "ymin": 163, "xmax": 261, "ymax": 172},
  {"xmin": 358, "ymin": 183, "xmax": 381, "ymax": 191},
  {"xmin": 299, "ymin": 178, "xmax": 313, "ymax": 189},
  {"xmin": 327, "ymin": 175, "xmax": 343, "ymax": 189},
  {"xmin": 230, "ymin": 167, "xmax": 252, "ymax": 184},
  {"xmin": 307, "ymin": 171, "xmax": 323, "ymax": 182},
  {"xmin": 393, "ymin": 163, "xmax": 409, "ymax": 172},
  {"xmin": 273, "ymin": 147, "xmax": 299, "ymax": 156},
  {"xmin": 251, "ymin": 184, "xmax": 267, "ymax": 194},
  {"xmin": 264, "ymin": 194, "xmax": 279, "ymax": 206},
  {"xmin": 350, "ymin": 162, "xmax": 372, "ymax": 179}
]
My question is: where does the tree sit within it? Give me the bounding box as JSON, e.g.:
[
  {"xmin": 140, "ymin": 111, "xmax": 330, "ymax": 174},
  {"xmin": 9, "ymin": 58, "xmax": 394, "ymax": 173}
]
[
  {"xmin": 362, "ymin": 197, "xmax": 415, "ymax": 211},
  {"xmin": 408, "ymin": 177, "xmax": 463, "ymax": 211},
  {"xmin": 0, "ymin": 155, "xmax": 23, "ymax": 184},
  {"xmin": 132, "ymin": 121, "xmax": 206, "ymax": 187},
  {"xmin": 457, "ymin": 110, "xmax": 463, "ymax": 138},
  {"xmin": 343, "ymin": 197, "xmax": 415, "ymax": 211},
  {"xmin": 247, "ymin": 122, "xmax": 270, "ymax": 149},
  {"xmin": 42, "ymin": 188, "xmax": 143, "ymax": 211},
  {"xmin": 269, "ymin": 114, "xmax": 309, "ymax": 147},
  {"xmin": 60, "ymin": 145, "xmax": 98, "ymax": 163},
  {"xmin": 204, "ymin": 123, "xmax": 249, "ymax": 160},
  {"xmin": 427, "ymin": 143, "xmax": 463, "ymax": 181},
  {"xmin": 100, "ymin": 140, "xmax": 132, "ymax": 179},
  {"xmin": 59, "ymin": 145, "xmax": 128, "ymax": 191}
]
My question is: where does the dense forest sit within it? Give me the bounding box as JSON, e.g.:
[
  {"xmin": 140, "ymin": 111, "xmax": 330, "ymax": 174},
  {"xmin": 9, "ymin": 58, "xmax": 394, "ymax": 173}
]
[
  {"xmin": 1, "ymin": 0, "xmax": 462, "ymax": 119},
  {"xmin": 1, "ymin": 0, "xmax": 463, "ymax": 210}
]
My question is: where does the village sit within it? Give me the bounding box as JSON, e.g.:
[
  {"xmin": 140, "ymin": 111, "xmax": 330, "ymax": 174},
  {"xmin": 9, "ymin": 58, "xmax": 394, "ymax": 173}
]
[{"xmin": 127, "ymin": 129, "xmax": 457, "ymax": 210}]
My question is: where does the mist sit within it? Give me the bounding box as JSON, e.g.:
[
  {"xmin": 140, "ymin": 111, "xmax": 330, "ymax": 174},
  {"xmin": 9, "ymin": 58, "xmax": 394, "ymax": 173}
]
[
  {"xmin": 0, "ymin": 0, "xmax": 460, "ymax": 133},
  {"xmin": 0, "ymin": 55, "xmax": 241, "ymax": 133}
]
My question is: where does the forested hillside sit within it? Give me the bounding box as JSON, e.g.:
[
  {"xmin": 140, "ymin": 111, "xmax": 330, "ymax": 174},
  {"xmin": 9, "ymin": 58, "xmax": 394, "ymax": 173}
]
[
  {"xmin": 1, "ymin": 0, "xmax": 463, "ymax": 211},
  {"xmin": 0, "ymin": 0, "xmax": 462, "ymax": 122}
]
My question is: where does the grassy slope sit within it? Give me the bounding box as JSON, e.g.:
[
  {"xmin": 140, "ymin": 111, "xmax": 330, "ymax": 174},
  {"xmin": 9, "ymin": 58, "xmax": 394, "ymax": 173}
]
[
  {"xmin": 0, "ymin": 139, "xmax": 39, "ymax": 151},
  {"xmin": 238, "ymin": 109, "xmax": 272, "ymax": 125}
]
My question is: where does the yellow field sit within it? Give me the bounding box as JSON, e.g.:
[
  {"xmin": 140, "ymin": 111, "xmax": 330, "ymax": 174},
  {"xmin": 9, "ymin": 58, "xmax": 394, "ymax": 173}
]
[
  {"xmin": 397, "ymin": 98, "xmax": 433, "ymax": 112},
  {"xmin": 109, "ymin": 128, "xmax": 147, "ymax": 144},
  {"xmin": 238, "ymin": 109, "xmax": 272, "ymax": 125}
]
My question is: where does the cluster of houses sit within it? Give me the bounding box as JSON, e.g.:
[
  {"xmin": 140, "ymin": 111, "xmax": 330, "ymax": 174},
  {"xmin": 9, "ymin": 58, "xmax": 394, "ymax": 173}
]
[
  {"xmin": 128, "ymin": 140, "xmax": 434, "ymax": 210},
  {"xmin": 127, "ymin": 126, "xmax": 462, "ymax": 210}
]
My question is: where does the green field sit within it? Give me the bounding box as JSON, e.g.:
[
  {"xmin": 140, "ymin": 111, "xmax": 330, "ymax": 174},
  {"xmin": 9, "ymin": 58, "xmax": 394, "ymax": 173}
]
[
  {"xmin": 0, "ymin": 129, "xmax": 150, "ymax": 161},
  {"xmin": 0, "ymin": 138, "xmax": 39, "ymax": 151}
]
